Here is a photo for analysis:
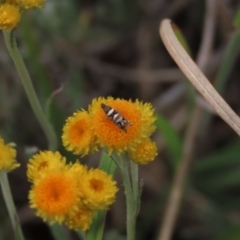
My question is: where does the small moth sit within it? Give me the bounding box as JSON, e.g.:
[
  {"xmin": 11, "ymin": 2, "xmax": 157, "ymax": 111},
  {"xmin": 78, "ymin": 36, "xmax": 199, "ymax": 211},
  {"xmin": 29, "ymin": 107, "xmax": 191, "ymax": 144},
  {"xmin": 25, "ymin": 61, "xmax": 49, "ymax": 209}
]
[{"xmin": 101, "ymin": 103, "xmax": 132, "ymax": 132}]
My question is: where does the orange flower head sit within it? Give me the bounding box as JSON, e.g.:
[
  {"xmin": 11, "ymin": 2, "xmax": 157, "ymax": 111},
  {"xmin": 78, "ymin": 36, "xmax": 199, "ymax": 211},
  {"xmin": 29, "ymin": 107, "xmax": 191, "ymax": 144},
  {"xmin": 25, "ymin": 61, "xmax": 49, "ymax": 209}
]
[
  {"xmin": 89, "ymin": 97, "xmax": 156, "ymax": 153},
  {"xmin": 0, "ymin": 3, "xmax": 20, "ymax": 30},
  {"xmin": 0, "ymin": 137, "xmax": 19, "ymax": 172},
  {"xmin": 128, "ymin": 138, "xmax": 158, "ymax": 164},
  {"xmin": 27, "ymin": 151, "xmax": 67, "ymax": 182},
  {"xmin": 16, "ymin": 0, "xmax": 45, "ymax": 9},
  {"xmin": 29, "ymin": 170, "xmax": 80, "ymax": 224},
  {"xmin": 65, "ymin": 202, "xmax": 94, "ymax": 231},
  {"xmin": 62, "ymin": 110, "xmax": 98, "ymax": 156},
  {"xmin": 69, "ymin": 161, "xmax": 87, "ymax": 176},
  {"xmin": 79, "ymin": 168, "xmax": 118, "ymax": 210}
]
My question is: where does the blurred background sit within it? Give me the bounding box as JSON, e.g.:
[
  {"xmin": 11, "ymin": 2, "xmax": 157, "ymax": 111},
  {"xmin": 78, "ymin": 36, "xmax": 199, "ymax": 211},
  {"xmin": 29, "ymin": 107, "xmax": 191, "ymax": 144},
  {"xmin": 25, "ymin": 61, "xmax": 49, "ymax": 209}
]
[{"xmin": 1, "ymin": 0, "xmax": 240, "ymax": 239}]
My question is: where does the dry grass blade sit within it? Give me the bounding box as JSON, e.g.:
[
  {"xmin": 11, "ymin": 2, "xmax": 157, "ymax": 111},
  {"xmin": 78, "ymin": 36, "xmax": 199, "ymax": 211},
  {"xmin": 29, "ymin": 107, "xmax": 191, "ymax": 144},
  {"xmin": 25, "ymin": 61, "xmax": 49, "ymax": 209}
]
[{"xmin": 159, "ymin": 19, "xmax": 240, "ymax": 137}]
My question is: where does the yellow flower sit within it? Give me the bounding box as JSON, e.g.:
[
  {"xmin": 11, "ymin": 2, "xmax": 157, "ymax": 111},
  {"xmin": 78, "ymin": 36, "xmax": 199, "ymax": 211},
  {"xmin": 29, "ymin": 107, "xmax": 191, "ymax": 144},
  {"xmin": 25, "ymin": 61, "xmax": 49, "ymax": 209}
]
[
  {"xmin": 29, "ymin": 169, "xmax": 80, "ymax": 224},
  {"xmin": 16, "ymin": 0, "xmax": 45, "ymax": 9},
  {"xmin": 69, "ymin": 161, "xmax": 88, "ymax": 177},
  {"xmin": 128, "ymin": 138, "xmax": 158, "ymax": 165},
  {"xmin": 0, "ymin": 3, "xmax": 21, "ymax": 30},
  {"xmin": 62, "ymin": 110, "xmax": 97, "ymax": 156},
  {"xmin": 27, "ymin": 151, "xmax": 67, "ymax": 182},
  {"xmin": 0, "ymin": 137, "xmax": 19, "ymax": 172},
  {"xmin": 80, "ymin": 168, "xmax": 118, "ymax": 210},
  {"xmin": 65, "ymin": 202, "xmax": 94, "ymax": 231},
  {"xmin": 89, "ymin": 97, "xmax": 156, "ymax": 153}
]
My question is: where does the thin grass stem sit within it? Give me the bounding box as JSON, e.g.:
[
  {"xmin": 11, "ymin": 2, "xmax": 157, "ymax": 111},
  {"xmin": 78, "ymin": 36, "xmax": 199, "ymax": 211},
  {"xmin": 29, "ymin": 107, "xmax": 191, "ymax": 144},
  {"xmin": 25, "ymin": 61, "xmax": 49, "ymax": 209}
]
[
  {"xmin": 2, "ymin": 30, "xmax": 57, "ymax": 151},
  {"xmin": 0, "ymin": 171, "xmax": 25, "ymax": 240}
]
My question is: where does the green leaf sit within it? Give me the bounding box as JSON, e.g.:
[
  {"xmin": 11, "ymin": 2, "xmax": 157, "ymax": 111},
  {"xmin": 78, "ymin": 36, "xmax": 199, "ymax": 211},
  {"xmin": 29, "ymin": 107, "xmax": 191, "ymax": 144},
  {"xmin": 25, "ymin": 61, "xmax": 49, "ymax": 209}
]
[
  {"xmin": 156, "ymin": 115, "xmax": 183, "ymax": 169},
  {"xmin": 104, "ymin": 230, "xmax": 126, "ymax": 240},
  {"xmin": 49, "ymin": 223, "xmax": 71, "ymax": 240},
  {"xmin": 86, "ymin": 210, "xmax": 106, "ymax": 240},
  {"xmin": 233, "ymin": 8, "xmax": 240, "ymax": 29},
  {"xmin": 195, "ymin": 167, "xmax": 240, "ymax": 192},
  {"xmin": 193, "ymin": 140, "xmax": 240, "ymax": 192},
  {"xmin": 194, "ymin": 139, "xmax": 240, "ymax": 173},
  {"xmin": 99, "ymin": 151, "xmax": 117, "ymax": 175},
  {"xmin": 214, "ymin": 223, "xmax": 240, "ymax": 240}
]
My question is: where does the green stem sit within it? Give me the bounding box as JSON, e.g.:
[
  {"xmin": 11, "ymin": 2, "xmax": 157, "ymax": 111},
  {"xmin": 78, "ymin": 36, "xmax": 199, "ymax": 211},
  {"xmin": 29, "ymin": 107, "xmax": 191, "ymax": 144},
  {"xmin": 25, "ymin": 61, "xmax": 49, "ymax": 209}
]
[
  {"xmin": 130, "ymin": 160, "xmax": 142, "ymax": 218},
  {"xmin": 2, "ymin": 30, "xmax": 57, "ymax": 151},
  {"xmin": 49, "ymin": 223, "xmax": 72, "ymax": 240},
  {"xmin": 121, "ymin": 159, "xmax": 135, "ymax": 240},
  {"xmin": 113, "ymin": 154, "xmax": 139, "ymax": 240},
  {"xmin": 130, "ymin": 160, "xmax": 139, "ymax": 200},
  {"xmin": 0, "ymin": 171, "xmax": 25, "ymax": 240}
]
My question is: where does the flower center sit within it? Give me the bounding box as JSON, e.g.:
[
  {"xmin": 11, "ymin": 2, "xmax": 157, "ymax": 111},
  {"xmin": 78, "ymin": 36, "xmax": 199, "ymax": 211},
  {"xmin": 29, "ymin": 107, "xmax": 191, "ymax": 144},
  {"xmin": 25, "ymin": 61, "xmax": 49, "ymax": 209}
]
[
  {"xmin": 69, "ymin": 120, "xmax": 86, "ymax": 143},
  {"xmin": 38, "ymin": 161, "xmax": 48, "ymax": 170},
  {"xmin": 90, "ymin": 179, "xmax": 104, "ymax": 192},
  {"xmin": 34, "ymin": 173, "xmax": 78, "ymax": 215}
]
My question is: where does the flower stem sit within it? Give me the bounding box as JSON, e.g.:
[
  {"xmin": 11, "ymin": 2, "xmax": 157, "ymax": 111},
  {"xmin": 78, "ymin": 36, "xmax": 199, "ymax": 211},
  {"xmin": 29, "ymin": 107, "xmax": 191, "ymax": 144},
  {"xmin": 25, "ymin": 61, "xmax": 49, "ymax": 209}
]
[
  {"xmin": 113, "ymin": 154, "xmax": 140, "ymax": 240},
  {"xmin": 121, "ymin": 159, "xmax": 136, "ymax": 240},
  {"xmin": 130, "ymin": 160, "xmax": 139, "ymax": 200},
  {"xmin": 2, "ymin": 30, "xmax": 57, "ymax": 151},
  {"xmin": 0, "ymin": 171, "xmax": 25, "ymax": 240}
]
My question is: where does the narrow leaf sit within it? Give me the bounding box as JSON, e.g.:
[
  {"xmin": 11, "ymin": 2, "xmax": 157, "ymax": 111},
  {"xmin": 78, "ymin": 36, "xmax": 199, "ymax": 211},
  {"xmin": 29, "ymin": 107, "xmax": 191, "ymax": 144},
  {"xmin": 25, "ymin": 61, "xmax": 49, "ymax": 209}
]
[{"xmin": 156, "ymin": 115, "xmax": 183, "ymax": 169}]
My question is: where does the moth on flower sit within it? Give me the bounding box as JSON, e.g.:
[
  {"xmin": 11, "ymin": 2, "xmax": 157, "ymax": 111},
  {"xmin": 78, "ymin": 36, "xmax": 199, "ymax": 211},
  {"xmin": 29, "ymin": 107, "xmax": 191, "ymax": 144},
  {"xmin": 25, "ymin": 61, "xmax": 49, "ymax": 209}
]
[
  {"xmin": 101, "ymin": 103, "xmax": 132, "ymax": 132},
  {"xmin": 63, "ymin": 97, "xmax": 156, "ymax": 154}
]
